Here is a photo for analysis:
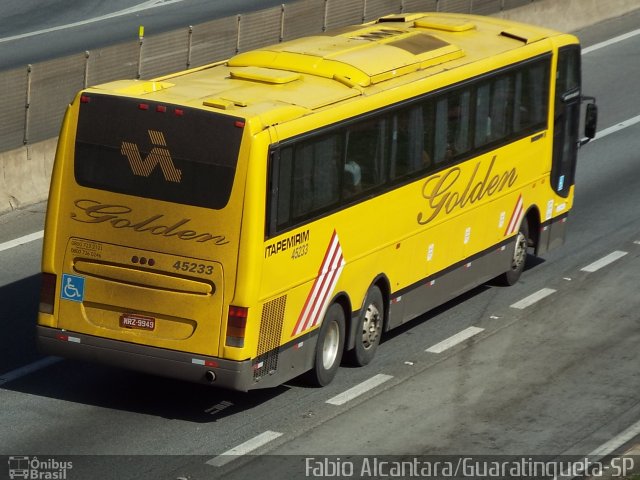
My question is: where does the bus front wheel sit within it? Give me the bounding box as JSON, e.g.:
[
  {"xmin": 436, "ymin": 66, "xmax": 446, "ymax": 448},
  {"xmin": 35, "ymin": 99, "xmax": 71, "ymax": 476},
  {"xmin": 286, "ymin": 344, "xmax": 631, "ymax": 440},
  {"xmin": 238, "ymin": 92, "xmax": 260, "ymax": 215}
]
[
  {"xmin": 498, "ymin": 221, "xmax": 529, "ymax": 286},
  {"xmin": 305, "ymin": 303, "xmax": 345, "ymax": 386}
]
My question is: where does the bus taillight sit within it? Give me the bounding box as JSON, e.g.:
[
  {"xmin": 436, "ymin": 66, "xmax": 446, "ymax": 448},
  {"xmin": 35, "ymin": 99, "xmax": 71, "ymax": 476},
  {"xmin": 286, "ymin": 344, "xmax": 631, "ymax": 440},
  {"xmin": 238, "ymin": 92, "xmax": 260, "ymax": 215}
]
[
  {"xmin": 39, "ymin": 273, "xmax": 57, "ymax": 314},
  {"xmin": 226, "ymin": 306, "xmax": 248, "ymax": 347}
]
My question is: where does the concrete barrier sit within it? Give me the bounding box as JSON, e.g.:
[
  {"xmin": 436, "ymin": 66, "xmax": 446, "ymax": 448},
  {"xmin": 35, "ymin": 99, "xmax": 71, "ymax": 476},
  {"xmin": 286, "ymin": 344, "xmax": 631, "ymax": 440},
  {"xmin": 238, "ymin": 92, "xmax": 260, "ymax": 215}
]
[
  {"xmin": 0, "ymin": 0, "xmax": 638, "ymax": 215},
  {"xmin": 0, "ymin": 137, "xmax": 57, "ymax": 214}
]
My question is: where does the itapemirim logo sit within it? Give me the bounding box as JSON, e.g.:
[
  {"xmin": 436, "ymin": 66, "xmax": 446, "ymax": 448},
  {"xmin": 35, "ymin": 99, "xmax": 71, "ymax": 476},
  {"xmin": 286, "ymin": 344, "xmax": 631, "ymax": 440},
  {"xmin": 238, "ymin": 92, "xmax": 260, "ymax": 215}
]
[
  {"xmin": 7, "ymin": 456, "xmax": 73, "ymax": 479},
  {"xmin": 121, "ymin": 130, "xmax": 182, "ymax": 183}
]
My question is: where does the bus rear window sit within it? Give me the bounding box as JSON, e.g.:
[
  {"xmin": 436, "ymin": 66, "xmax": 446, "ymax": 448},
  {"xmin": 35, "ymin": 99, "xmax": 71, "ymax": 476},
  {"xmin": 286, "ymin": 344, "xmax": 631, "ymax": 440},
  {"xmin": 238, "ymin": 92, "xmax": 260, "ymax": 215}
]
[{"xmin": 74, "ymin": 94, "xmax": 244, "ymax": 210}]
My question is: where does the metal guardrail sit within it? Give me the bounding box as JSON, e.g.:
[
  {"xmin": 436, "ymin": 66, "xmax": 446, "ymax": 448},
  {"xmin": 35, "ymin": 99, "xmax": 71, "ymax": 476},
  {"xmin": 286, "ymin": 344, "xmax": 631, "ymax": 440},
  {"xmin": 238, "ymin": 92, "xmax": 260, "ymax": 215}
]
[{"xmin": 0, "ymin": 0, "xmax": 537, "ymax": 153}]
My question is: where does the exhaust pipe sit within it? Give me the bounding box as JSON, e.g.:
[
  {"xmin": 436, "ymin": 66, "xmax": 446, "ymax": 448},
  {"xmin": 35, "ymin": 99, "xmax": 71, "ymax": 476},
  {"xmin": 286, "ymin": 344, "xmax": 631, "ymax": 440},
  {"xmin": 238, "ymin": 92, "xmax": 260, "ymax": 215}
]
[{"xmin": 205, "ymin": 370, "xmax": 216, "ymax": 383}]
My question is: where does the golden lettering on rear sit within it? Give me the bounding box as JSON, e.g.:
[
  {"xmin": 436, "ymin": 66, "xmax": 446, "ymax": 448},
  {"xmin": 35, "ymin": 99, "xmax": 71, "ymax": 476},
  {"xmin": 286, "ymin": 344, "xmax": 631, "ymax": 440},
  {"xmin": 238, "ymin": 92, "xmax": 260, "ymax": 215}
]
[{"xmin": 70, "ymin": 199, "xmax": 229, "ymax": 244}]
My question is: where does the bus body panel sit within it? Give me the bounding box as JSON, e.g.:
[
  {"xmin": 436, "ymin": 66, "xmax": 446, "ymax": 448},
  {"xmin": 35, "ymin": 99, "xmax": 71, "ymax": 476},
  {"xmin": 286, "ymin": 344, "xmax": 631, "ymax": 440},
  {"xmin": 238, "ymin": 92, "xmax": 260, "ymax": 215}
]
[{"xmin": 38, "ymin": 13, "xmax": 587, "ymax": 390}]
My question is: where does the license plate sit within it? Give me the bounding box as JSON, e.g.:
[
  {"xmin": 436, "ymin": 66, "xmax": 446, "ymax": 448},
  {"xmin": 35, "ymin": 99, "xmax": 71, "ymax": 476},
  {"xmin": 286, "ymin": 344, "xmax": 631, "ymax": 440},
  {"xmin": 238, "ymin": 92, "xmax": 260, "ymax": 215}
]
[{"xmin": 119, "ymin": 313, "xmax": 155, "ymax": 331}]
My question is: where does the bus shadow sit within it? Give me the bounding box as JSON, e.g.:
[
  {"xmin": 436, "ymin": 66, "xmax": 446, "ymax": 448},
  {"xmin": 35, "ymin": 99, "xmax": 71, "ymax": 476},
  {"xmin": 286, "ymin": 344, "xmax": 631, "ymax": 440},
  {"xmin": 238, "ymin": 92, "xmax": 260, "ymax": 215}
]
[
  {"xmin": 0, "ymin": 274, "xmax": 288, "ymax": 423},
  {"xmin": 0, "ymin": 273, "xmax": 42, "ymax": 373},
  {"xmin": 3, "ymin": 356, "xmax": 290, "ymax": 423}
]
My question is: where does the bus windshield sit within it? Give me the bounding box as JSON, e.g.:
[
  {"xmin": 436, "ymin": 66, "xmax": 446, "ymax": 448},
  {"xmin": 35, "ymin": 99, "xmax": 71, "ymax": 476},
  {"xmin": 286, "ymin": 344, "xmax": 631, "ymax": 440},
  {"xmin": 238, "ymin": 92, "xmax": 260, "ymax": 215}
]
[{"xmin": 74, "ymin": 94, "xmax": 244, "ymax": 210}]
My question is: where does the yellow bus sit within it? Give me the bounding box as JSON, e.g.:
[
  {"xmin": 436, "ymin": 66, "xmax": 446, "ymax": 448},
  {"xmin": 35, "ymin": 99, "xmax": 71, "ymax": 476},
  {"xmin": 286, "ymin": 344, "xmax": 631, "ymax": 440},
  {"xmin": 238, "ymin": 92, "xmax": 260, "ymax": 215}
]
[{"xmin": 38, "ymin": 12, "xmax": 597, "ymax": 391}]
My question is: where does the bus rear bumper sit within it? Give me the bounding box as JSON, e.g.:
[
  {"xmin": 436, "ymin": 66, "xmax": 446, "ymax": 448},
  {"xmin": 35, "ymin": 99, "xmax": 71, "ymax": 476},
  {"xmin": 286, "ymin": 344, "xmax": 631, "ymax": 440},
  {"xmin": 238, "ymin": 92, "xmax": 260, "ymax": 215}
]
[{"xmin": 36, "ymin": 325, "xmax": 255, "ymax": 391}]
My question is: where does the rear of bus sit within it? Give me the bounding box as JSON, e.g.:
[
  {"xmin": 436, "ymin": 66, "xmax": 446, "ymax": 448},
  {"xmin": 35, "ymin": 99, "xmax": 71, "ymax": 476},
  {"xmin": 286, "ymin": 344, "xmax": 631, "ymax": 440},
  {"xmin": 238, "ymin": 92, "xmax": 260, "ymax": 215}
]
[{"xmin": 37, "ymin": 85, "xmax": 258, "ymax": 391}]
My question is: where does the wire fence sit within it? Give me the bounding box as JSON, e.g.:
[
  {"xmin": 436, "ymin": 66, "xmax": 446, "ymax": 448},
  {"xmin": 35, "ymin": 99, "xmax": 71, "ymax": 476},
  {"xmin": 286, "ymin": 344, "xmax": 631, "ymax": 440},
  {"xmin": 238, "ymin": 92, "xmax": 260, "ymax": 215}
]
[{"xmin": 0, "ymin": 0, "xmax": 538, "ymax": 153}]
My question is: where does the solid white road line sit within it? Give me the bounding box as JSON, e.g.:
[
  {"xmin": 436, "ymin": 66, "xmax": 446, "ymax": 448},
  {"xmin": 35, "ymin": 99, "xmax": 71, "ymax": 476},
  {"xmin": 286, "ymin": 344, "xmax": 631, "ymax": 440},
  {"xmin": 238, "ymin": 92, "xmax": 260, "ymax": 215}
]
[
  {"xmin": 510, "ymin": 288, "xmax": 556, "ymax": 310},
  {"xmin": 588, "ymin": 418, "xmax": 640, "ymax": 457},
  {"xmin": 592, "ymin": 115, "xmax": 640, "ymax": 142},
  {"xmin": 425, "ymin": 326, "xmax": 484, "ymax": 354},
  {"xmin": 206, "ymin": 431, "xmax": 283, "ymax": 467},
  {"xmin": 326, "ymin": 374, "xmax": 393, "ymax": 406},
  {"xmin": 0, "ymin": 0, "xmax": 188, "ymax": 44},
  {"xmin": 581, "ymin": 28, "xmax": 640, "ymax": 55},
  {"xmin": 580, "ymin": 251, "xmax": 628, "ymax": 273},
  {"xmin": 0, "ymin": 230, "xmax": 44, "ymax": 254},
  {"xmin": 0, "ymin": 356, "xmax": 61, "ymax": 386}
]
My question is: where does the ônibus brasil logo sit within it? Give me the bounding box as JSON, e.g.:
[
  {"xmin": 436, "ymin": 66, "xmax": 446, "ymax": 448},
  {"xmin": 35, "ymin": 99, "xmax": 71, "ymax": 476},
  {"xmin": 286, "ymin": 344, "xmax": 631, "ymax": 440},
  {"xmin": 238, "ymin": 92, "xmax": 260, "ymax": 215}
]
[{"xmin": 7, "ymin": 456, "xmax": 72, "ymax": 479}]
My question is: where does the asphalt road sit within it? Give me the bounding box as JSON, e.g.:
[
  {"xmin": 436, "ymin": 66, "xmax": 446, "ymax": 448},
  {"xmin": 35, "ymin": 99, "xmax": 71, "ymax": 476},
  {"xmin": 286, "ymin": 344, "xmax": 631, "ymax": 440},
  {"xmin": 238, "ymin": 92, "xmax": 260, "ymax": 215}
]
[
  {"xmin": 0, "ymin": 0, "xmax": 285, "ymax": 70},
  {"xmin": 1, "ymin": 9, "xmax": 640, "ymax": 480}
]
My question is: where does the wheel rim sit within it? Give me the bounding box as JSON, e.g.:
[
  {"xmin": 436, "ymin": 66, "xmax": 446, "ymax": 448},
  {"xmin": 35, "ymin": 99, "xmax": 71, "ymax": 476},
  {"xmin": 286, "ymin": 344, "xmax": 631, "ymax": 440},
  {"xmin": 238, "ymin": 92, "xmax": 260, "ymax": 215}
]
[
  {"xmin": 512, "ymin": 230, "xmax": 527, "ymax": 270},
  {"xmin": 322, "ymin": 320, "xmax": 340, "ymax": 370},
  {"xmin": 361, "ymin": 303, "xmax": 381, "ymax": 350}
]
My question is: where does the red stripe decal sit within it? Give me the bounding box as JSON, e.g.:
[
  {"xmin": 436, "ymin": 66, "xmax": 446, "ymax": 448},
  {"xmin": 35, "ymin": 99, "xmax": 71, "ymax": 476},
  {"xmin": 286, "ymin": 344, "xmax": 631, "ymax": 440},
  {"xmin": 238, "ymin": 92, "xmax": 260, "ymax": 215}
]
[{"xmin": 292, "ymin": 231, "xmax": 345, "ymax": 336}]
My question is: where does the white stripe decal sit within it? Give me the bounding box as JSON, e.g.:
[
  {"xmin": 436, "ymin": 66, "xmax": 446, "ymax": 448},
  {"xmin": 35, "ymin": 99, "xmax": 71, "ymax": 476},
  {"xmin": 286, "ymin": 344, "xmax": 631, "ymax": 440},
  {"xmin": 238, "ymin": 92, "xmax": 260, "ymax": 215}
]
[
  {"xmin": 293, "ymin": 231, "xmax": 345, "ymax": 336},
  {"xmin": 505, "ymin": 195, "xmax": 524, "ymax": 236}
]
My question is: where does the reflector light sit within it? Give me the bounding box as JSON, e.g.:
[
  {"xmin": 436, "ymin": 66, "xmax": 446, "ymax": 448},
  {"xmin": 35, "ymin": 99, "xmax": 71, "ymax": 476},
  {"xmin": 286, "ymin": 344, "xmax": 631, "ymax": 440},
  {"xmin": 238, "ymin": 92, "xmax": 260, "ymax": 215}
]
[
  {"xmin": 56, "ymin": 333, "xmax": 68, "ymax": 342},
  {"xmin": 139, "ymin": 103, "xmax": 149, "ymax": 110},
  {"xmin": 39, "ymin": 273, "xmax": 57, "ymax": 314}
]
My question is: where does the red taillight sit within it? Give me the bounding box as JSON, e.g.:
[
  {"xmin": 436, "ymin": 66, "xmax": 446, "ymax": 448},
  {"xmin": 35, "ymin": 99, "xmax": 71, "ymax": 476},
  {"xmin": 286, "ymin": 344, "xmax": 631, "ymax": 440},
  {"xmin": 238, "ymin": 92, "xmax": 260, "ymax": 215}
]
[
  {"xmin": 39, "ymin": 273, "xmax": 57, "ymax": 314},
  {"xmin": 226, "ymin": 306, "xmax": 248, "ymax": 347},
  {"xmin": 174, "ymin": 108, "xmax": 184, "ymax": 116},
  {"xmin": 156, "ymin": 105, "xmax": 167, "ymax": 113},
  {"xmin": 234, "ymin": 120, "xmax": 245, "ymax": 128},
  {"xmin": 80, "ymin": 95, "xmax": 91, "ymax": 104},
  {"xmin": 138, "ymin": 103, "xmax": 149, "ymax": 111}
]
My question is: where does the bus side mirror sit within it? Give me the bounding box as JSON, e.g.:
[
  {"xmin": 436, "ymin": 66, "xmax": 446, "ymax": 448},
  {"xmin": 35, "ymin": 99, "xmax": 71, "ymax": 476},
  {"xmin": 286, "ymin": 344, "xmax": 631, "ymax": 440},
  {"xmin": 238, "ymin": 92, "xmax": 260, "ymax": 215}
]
[
  {"xmin": 585, "ymin": 103, "xmax": 598, "ymax": 140},
  {"xmin": 580, "ymin": 96, "xmax": 597, "ymax": 146}
]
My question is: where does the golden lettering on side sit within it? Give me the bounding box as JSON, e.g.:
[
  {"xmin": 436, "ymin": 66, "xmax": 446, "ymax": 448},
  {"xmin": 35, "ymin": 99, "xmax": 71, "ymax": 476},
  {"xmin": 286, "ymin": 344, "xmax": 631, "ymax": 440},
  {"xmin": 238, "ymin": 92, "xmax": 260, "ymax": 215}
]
[
  {"xmin": 121, "ymin": 130, "xmax": 182, "ymax": 183},
  {"xmin": 417, "ymin": 156, "xmax": 517, "ymax": 225}
]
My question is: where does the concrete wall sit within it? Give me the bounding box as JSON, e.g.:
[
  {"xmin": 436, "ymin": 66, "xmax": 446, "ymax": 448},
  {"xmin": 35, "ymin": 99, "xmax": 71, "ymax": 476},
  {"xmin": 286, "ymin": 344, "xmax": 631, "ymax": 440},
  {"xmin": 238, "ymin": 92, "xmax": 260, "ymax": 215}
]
[{"xmin": 0, "ymin": 0, "xmax": 638, "ymax": 215}]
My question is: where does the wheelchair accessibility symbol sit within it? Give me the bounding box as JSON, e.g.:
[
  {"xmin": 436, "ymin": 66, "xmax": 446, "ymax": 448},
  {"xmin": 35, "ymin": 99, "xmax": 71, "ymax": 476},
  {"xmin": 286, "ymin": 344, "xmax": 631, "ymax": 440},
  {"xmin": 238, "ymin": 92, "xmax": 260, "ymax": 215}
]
[{"xmin": 61, "ymin": 274, "xmax": 85, "ymax": 302}]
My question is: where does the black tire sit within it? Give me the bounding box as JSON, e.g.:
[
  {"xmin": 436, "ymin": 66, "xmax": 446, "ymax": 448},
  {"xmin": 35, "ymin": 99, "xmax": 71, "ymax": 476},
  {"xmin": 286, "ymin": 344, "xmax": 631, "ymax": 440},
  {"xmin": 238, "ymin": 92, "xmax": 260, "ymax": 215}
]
[
  {"xmin": 304, "ymin": 303, "xmax": 345, "ymax": 387},
  {"xmin": 497, "ymin": 220, "xmax": 529, "ymax": 286},
  {"xmin": 347, "ymin": 286, "xmax": 384, "ymax": 367}
]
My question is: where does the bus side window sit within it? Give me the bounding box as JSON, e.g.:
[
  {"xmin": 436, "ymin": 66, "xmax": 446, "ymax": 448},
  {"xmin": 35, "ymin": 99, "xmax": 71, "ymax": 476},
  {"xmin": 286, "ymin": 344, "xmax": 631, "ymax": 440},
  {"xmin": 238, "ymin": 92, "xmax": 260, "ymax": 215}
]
[
  {"xmin": 488, "ymin": 75, "xmax": 515, "ymax": 141},
  {"xmin": 343, "ymin": 118, "xmax": 385, "ymax": 197},
  {"xmin": 434, "ymin": 89, "xmax": 471, "ymax": 164},
  {"xmin": 475, "ymin": 82, "xmax": 492, "ymax": 147},
  {"xmin": 276, "ymin": 147, "xmax": 293, "ymax": 229},
  {"xmin": 292, "ymin": 133, "xmax": 341, "ymax": 220},
  {"xmin": 389, "ymin": 106, "xmax": 430, "ymax": 180}
]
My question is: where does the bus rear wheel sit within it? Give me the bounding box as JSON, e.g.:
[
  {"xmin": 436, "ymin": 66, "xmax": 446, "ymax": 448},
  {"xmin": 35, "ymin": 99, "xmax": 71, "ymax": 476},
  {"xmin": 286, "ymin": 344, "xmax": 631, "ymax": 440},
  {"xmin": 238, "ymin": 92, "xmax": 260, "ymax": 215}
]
[
  {"xmin": 497, "ymin": 220, "xmax": 529, "ymax": 286},
  {"xmin": 347, "ymin": 286, "xmax": 383, "ymax": 367},
  {"xmin": 305, "ymin": 303, "xmax": 345, "ymax": 387}
]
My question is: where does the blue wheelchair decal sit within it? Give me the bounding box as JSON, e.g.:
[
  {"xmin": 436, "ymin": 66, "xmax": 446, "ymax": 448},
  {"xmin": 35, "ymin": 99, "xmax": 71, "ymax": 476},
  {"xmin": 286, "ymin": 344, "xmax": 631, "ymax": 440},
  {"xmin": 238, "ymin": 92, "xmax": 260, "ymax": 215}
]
[{"xmin": 61, "ymin": 274, "xmax": 85, "ymax": 302}]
